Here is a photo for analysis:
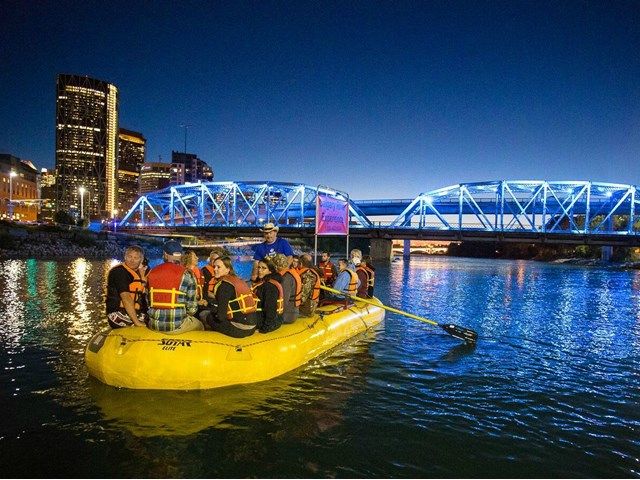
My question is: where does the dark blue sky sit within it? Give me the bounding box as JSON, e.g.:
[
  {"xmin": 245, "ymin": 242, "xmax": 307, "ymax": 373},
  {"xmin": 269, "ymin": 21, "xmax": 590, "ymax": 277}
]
[{"xmin": 1, "ymin": 0, "xmax": 638, "ymax": 199}]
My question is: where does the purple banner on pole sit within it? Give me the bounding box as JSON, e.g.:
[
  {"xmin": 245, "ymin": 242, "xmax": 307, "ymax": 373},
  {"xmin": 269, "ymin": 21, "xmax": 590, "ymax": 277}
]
[{"xmin": 316, "ymin": 194, "xmax": 349, "ymax": 236}]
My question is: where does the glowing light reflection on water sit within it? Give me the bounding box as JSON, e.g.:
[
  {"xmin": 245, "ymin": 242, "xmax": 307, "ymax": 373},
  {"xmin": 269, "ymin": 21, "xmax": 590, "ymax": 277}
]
[{"xmin": 0, "ymin": 256, "xmax": 638, "ymax": 477}]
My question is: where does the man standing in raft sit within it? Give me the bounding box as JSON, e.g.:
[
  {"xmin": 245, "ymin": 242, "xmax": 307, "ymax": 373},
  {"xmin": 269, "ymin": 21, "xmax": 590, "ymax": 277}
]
[
  {"xmin": 250, "ymin": 222, "xmax": 294, "ymax": 282},
  {"xmin": 146, "ymin": 240, "xmax": 204, "ymax": 334},
  {"xmin": 105, "ymin": 245, "xmax": 148, "ymax": 328}
]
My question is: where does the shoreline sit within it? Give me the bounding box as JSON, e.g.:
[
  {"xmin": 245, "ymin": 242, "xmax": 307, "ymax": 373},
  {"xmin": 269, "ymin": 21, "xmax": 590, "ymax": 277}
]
[{"xmin": 1, "ymin": 223, "xmax": 638, "ymax": 269}]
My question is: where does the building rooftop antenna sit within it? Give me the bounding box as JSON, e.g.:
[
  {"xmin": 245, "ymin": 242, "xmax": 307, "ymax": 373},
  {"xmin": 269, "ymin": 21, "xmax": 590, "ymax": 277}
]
[{"xmin": 179, "ymin": 123, "xmax": 192, "ymax": 154}]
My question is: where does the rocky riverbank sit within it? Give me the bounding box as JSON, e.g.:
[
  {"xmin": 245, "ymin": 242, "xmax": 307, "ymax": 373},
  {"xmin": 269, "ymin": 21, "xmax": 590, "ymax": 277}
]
[
  {"xmin": 2, "ymin": 222, "xmax": 637, "ymax": 269},
  {"xmin": 550, "ymin": 257, "xmax": 640, "ymax": 269},
  {"xmin": 0, "ymin": 224, "xmax": 165, "ymax": 260},
  {"xmin": 0, "ymin": 223, "xmax": 303, "ymax": 261}
]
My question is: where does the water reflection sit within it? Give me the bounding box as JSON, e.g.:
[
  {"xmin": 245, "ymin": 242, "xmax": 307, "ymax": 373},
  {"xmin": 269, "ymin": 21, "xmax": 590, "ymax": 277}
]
[
  {"xmin": 67, "ymin": 258, "xmax": 94, "ymax": 342},
  {"xmin": 88, "ymin": 377, "xmax": 297, "ymax": 437},
  {"xmin": 88, "ymin": 330, "xmax": 378, "ymax": 439},
  {"xmin": 1, "ymin": 257, "xmax": 639, "ymax": 477},
  {"xmin": 0, "ymin": 260, "xmax": 27, "ymax": 351}
]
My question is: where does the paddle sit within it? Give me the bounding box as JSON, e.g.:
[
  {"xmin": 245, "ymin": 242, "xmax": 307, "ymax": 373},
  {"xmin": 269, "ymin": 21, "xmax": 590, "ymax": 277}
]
[{"xmin": 320, "ymin": 285, "xmax": 478, "ymax": 345}]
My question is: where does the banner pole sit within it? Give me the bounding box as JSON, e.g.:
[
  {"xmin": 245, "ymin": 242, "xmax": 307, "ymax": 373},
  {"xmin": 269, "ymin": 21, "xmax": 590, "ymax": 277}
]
[
  {"xmin": 346, "ymin": 192, "xmax": 350, "ymax": 259},
  {"xmin": 314, "ymin": 234, "xmax": 318, "ymax": 264},
  {"xmin": 315, "ymin": 186, "xmax": 320, "ymax": 264}
]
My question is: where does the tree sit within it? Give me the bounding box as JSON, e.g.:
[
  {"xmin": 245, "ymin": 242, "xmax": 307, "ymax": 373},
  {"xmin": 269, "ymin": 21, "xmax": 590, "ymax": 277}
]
[{"xmin": 54, "ymin": 210, "xmax": 75, "ymax": 225}]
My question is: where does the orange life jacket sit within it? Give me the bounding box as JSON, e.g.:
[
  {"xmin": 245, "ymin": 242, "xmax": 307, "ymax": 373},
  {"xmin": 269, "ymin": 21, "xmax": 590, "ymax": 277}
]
[
  {"xmin": 190, "ymin": 266, "xmax": 203, "ymax": 299},
  {"xmin": 343, "ymin": 268, "xmax": 359, "ymax": 296},
  {"xmin": 252, "ymin": 278, "xmax": 284, "ymax": 314},
  {"xmin": 363, "ymin": 265, "xmax": 375, "ymax": 287},
  {"xmin": 356, "ymin": 265, "xmax": 371, "ymax": 297},
  {"xmin": 116, "ymin": 263, "xmax": 146, "ymax": 313},
  {"xmin": 363, "ymin": 264, "xmax": 375, "ymax": 293},
  {"xmin": 298, "ymin": 267, "xmax": 321, "ymax": 302},
  {"xmin": 202, "ymin": 264, "xmax": 218, "ymax": 296},
  {"xmin": 215, "ymin": 275, "xmax": 257, "ymax": 320},
  {"xmin": 147, "ymin": 262, "xmax": 187, "ymax": 310},
  {"xmin": 318, "ymin": 260, "xmax": 336, "ymax": 283},
  {"xmin": 283, "ymin": 268, "xmax": 302, "ymax": 306}
]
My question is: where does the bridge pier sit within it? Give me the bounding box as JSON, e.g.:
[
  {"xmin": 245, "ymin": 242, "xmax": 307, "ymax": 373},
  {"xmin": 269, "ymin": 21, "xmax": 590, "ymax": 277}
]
[
  {"xmin": 403, "ymin": 239, "xmax": 411, "ymax": 258},
  {"xmin": 601, "ymin": 246, "xmax": 613, "ymax": 262},
  {"xmin": 370, "ymin": 238, "xmax": 393, "ymax": 262}
]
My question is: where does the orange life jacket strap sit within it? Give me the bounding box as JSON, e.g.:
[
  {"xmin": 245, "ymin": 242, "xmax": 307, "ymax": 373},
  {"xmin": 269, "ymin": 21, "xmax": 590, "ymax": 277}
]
[{"xmin": 149, "ymin": 287, "xmax": 186, "ymax": 308}]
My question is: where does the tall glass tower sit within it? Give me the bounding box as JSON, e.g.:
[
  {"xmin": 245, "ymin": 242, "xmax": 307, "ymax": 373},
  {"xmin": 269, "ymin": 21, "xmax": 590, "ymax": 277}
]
[
  {"xmin": 117, "ymin": 128, "xmax": 146, "ymax": 215},
  {"xmin": 55, "ymin": 74, "xmax": 119, "ymax": 219}
]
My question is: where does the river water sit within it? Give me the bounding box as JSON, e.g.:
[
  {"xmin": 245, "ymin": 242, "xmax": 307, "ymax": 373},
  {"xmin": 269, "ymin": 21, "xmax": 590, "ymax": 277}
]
[{"xmin": 0, "ymin": 256, "xmax": 638, "ymax": 477}]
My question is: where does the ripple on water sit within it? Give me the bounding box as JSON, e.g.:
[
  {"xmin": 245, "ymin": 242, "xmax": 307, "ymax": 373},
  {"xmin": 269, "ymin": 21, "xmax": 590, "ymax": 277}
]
[{"xmin": 1, "ymin": 257, "xmax": 640, "ymax": 477}]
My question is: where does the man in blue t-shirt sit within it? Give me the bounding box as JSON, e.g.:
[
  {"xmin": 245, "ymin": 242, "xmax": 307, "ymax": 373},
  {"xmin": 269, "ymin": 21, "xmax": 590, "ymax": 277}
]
[{"xmin": 250, "ymin": 222, "xmax": 294, "ymax": 282}]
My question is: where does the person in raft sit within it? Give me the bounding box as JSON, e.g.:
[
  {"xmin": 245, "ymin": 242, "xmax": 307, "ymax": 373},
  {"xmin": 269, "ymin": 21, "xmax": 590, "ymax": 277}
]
[
  {"xmin": 326, "ymin": 258, "xmax": 360, "ymax": 300},
  {"xmin": 348, "ymin": 248, "xmax": 363, "ymax": 270},
  {"xmin": 146, "ymin": 240, "xmax": 204, "ymax": 334},
  {"xmin": 105, "ymin": 244, "xmax": 148, "ymax": 328},
  {"xmin": 298, "ymin": 253, "xmax": 321, "ymax": 317},
  {"xmin": 251, "ymin": 258, "xmax": 284, "ymax": 333},
  {"xmin": 361, "ymin": 255, "xmax": 376, "ymax": 298},
  {"xmin": 271, "ymin": 253, "xmax": 301, "ymax": 324},
  {"xmin": 207, "ymin": 256, "xmax": 258, "ymax": 338},
  {"xmin": 317, "ymin": 251, "xmax": 337, "ymax": 287},
  {"xmin": 250, "ymin": 222, "xmax": 294, "ymax": 282},
  {"xmin": 199, "ymin": 247, "xmax": 228, "ymax": 322},
  {"xmin": 182, "ymin": 250, "xmax": 205, "ymax": 305}
]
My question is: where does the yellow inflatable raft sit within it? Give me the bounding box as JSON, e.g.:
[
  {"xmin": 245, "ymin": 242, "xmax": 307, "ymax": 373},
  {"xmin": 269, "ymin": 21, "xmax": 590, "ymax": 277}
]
[{"xmin": 85, "ymin": 299, "xmax": 385, "ymax": 390}]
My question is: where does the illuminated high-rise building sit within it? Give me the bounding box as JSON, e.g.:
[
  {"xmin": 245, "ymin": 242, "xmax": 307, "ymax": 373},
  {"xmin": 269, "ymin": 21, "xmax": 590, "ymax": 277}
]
[
  {"xmin": 39, "ymin": 167, "xmax": 56, "ymax": 223},
  {"xmin": 171, "ymin": 151, "xmax": 214, "ymax": 184},
  {"xmin": 139, "ymin": 162, "xmax": 172, "ymax": 194},
  {"xmin": 55, "ymin": 74, "xmax": 118, "ymax": 219},
  {"xmin": 170, "ymin": 162, "xmax": 185, "ymax": 185},
  {"xmin": 117, "ymin": 128, "xmax": 146, "ymax": 215}
]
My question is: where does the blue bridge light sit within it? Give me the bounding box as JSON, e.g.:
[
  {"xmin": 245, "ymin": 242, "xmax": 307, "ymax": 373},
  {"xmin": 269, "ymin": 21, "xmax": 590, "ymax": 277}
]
[{"xmin": 119, "ymin": 180, "xmax": 639, "ymax": 242}]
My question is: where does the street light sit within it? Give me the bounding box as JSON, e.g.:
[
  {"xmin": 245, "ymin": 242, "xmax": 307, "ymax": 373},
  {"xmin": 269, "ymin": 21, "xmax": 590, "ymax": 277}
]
[
  {"xmin": 8, "ymin": 170, "xmax": 17, "ymax": 220},
  {"xmin": 78, "ymin": 186, "xmax": 86, "ymax": 221}
]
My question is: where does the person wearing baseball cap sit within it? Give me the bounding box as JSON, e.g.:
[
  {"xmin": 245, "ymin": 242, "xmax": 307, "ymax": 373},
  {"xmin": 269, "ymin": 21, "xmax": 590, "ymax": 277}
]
[
  {"xmin": 250, "ymin": 222, "xmax": 294, "ymax": 282},
  {"xmin": 146, "ymin": 239, "xmax": 204, "ymax": 333}
]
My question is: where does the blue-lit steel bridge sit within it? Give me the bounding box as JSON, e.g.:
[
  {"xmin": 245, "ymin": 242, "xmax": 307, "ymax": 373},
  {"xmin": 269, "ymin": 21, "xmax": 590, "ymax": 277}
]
[{"xmin": 120, "ymin": 180, "xmax": 640, "ymax": 245}]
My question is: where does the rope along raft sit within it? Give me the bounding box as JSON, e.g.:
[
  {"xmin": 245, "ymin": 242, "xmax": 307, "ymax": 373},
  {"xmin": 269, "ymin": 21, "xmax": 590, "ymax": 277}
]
[{"xmin": 85, "ymin": 298, "xmax": 385, "ymax": 390}]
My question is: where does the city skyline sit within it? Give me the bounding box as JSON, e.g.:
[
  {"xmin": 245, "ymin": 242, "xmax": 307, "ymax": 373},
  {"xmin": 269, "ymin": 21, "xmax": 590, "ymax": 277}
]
[{"xmin": 1, "ymin": 1, "xmax": 638, "ymax": 200}]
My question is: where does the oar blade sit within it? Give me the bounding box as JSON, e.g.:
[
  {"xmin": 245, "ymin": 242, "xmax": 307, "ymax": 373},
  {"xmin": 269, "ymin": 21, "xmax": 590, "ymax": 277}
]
[{"xmin": 440, "ymin": 323, "xmax": 478, "ymax": 345}]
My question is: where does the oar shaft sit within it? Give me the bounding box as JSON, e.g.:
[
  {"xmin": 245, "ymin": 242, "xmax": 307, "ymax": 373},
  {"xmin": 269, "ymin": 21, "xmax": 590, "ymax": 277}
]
[{"xmin": 320, "ymin": 285, "xmax": 438, "ymax": 327}]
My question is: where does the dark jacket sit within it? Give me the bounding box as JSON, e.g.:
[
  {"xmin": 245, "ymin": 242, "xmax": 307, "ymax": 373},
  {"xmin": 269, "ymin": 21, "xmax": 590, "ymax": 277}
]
[
  {"xmin": 208, "ymin": 278, "xmax": 257, "ymax": 338},
  {"xmin": 253, "ymin": 272, "xmax": 284, "ymax": 333}
]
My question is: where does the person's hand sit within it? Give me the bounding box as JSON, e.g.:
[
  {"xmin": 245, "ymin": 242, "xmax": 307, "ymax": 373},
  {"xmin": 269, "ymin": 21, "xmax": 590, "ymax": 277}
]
[{"xmin": 135, "ymin": 313, "xmax": 147, "ymax": 326}]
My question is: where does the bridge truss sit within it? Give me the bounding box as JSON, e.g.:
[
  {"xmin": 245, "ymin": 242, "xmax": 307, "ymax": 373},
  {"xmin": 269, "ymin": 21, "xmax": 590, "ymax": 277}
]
[
  {"xmin": 120, "ymin": 181, "xmax": 372, "ymax": 228},
  {"xmin": 120, "ymin": 180, "xmax": 640, "ymax": 240},
  {"xmin": 391, "ymin": 180, "xmax": 639, "ymax": 236}
]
